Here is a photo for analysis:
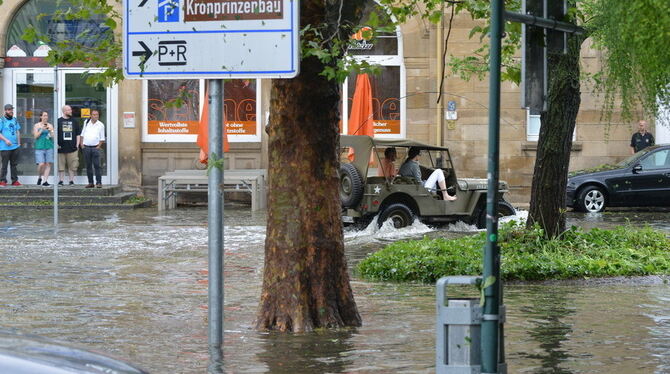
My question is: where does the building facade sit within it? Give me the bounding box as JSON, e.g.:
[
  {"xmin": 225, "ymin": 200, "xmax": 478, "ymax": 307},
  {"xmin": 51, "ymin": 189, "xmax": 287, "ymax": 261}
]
[{"xmin": 0, "ymin": 0, "xmax": 657, "ymax": 203}]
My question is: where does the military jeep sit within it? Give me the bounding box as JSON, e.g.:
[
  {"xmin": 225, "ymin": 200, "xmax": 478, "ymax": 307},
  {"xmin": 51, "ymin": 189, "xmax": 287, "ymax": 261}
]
[{"xmin": 339, "ymin": 135, "xmax": 515, "ymax": 228}]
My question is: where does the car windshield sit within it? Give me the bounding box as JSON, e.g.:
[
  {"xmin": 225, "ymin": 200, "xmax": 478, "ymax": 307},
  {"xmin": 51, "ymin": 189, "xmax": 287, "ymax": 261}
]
[{"xmin": 618, "ymin": 147, "xmax": 655, "ymax": 167}]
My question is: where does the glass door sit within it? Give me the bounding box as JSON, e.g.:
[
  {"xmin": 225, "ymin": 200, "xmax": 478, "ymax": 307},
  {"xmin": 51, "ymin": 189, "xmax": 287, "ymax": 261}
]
[
  {"xmin": 60, "ymin": 70, "xmax": 112, "ymax": 184},
  {"xmin": 13, "ymin": 69, "xmax": 55, "ymax": 182}
]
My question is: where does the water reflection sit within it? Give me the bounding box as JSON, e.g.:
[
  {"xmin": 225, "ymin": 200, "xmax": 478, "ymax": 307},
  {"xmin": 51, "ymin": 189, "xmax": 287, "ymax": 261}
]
[
  {"xmin": 513, "ymin": 287, "xmax": 576, "ymax": 373},
  {"xmin": 256, "ymin": 330, "xmax": 355, "ymax": 373}
]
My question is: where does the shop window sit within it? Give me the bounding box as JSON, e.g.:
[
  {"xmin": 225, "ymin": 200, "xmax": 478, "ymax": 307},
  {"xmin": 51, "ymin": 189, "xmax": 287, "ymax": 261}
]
[
  {"xmin": 143, "ymin": 80, "xmax": 201, "ymax": 142},
  {"xmin": 224, "ymin": 80, "xmax": 260, "ymax": 142},
  {"xmin": 346, "ymin": 68, "xmax": 401, "ymax": 136},
  {"xmin": 341, "ymin": 1, "xmax": 405, "ymax": 138},
  {"xmin": 142, "ymin": 79, "xmax": 260, "ymax": 142}
]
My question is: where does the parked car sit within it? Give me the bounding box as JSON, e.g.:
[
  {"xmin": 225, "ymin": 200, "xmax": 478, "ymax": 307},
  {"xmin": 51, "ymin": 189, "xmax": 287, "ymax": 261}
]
[
  {"xmin": 566, "ymin": 144, "xmax": 670, "ymax": 213},
  {"xmin": 339, "ymin": 135, "xmax": 515, "ymax": 228},
  {"xmin": 0, "ymin": 328, "xmax": 148, "ymax": 374}
]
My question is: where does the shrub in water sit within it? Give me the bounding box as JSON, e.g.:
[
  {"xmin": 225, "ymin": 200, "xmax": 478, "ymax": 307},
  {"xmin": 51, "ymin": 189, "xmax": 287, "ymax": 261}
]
[{"xmin": 357, "ymin": 223, "xmax": 670, "ymax": 283}]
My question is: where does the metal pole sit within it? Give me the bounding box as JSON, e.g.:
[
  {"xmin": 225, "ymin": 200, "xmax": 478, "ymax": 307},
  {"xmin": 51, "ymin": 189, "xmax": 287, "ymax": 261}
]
[
  {"xmin": 53, "ymin": 66, "xmax": 59, "ymax": 227},
  {"xmin": 482, "ymin": 0, "xmax": 504, "ymax": 373},
  {"xmin": 207, "ymin": 79, "xmax": 224, "ymax": 351},
  {"xmin": 503, "ymin": 10, "xmax": 585, "ymax": 34}
]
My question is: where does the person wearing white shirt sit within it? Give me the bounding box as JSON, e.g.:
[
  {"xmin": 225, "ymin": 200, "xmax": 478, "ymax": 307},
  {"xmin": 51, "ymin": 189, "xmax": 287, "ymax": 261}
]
[{"xmin": 80, "ymin": 109, "xmax": 105, "ymax": 188}]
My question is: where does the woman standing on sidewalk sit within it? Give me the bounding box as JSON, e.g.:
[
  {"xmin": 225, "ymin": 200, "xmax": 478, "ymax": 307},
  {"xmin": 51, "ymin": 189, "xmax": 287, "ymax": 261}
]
[{"xmin": 33, "ymin": 111, "xmax": 54, "ymax": 186}]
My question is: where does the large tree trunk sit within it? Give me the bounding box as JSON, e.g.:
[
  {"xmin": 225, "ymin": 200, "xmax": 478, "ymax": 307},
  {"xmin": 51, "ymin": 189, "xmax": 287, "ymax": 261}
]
[
  {"xmin": 256, "ymin": 0, "xmax": 365, "ymax": 332},
  {"xmin": 527, "ymin": 34, "xmax": 584, "ymax": 238}
]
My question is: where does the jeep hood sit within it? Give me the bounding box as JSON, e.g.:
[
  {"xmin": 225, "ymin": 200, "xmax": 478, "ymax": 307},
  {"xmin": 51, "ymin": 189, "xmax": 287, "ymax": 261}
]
[{"xmin": 458, "ymin": 178, "xmax": 509, "ymax": 191}]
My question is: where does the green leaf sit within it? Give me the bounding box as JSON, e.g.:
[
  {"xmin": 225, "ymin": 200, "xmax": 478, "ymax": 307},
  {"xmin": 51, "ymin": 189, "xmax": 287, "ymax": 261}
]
[{"xmin": 479, "ymin": 276, "xmax": 496, "ymax": 307}]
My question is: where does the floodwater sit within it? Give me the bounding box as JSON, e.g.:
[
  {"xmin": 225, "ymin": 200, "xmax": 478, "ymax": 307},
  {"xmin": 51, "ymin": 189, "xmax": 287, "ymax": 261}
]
[{"xmin": 0, "ymin": 206, "xmax": 669, "ymax": 373}]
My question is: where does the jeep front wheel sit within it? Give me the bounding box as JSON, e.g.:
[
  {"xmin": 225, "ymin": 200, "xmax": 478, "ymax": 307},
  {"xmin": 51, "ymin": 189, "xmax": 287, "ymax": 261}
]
[{"xmin": 378, "ymin": 203, "xmax": 415, "ymax": 229}]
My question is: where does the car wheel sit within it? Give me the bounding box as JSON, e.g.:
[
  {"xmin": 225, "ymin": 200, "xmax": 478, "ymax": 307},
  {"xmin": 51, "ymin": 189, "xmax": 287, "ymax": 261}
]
[
  {"xmin": 577, "ymin": 186, "xmax": 606, "ymax": 213},
  {"xmin": 476, "ymin": 200, "xmax": 517, "ymax": 229},
  {"xmin": 339, "ymin": 163, "xmax": 364, "ymax": 208},
  {"xmin": 378, "ymin": 203, "xmax": 415, "ymax": 229}
]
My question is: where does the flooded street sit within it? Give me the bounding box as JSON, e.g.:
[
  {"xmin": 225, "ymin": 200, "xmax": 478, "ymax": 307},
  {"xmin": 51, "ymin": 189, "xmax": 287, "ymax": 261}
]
[{"xmin": 0, "ymin": 207, "xmax": 669, "ymax": 373}]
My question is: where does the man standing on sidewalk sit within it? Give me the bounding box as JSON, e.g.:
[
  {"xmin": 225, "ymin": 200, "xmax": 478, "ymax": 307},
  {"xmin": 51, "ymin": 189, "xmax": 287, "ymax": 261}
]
[
  {"xmin": 57, "ymin": 105, "xmax": 81, "ymax": 185},
  {"xmin": 0, "ymin": 104, "xmax": 22, "ymax": 186},
  {"xmin": 630, "ymin": 119, "xmax": 655, "ymax": 154},
  {"xmin": 80, "ymin": 109, "xmax": 105, "ymax": 188}
]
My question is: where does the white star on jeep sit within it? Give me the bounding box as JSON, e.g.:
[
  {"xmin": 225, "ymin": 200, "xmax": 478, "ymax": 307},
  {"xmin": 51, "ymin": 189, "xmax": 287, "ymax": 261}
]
[{"xmin": 374, "ymin": 186, "xmax": 381, "ymax": 194}]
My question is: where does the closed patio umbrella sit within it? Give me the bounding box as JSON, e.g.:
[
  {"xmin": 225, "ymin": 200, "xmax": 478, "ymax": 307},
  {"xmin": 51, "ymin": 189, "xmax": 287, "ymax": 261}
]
[
  {"xmin": 347, "ymin": 73, "xmax": 374, "ymax": 162},
  {"xmin": 197, "ymin": 84, "xmax": 229, "ymax": 164}
]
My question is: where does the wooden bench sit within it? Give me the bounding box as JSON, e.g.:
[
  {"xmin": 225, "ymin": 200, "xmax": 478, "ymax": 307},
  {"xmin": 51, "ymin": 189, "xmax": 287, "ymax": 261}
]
[{"xmin": 158, "ymin": 169, "xmax": 267, "ymax": 211}]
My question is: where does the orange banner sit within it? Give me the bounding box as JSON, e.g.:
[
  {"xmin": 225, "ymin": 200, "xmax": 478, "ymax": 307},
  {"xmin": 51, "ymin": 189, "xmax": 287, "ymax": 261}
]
[
  {"xmin": 148, "ymin": 120, "xmax": 199, "ymax": 135},
  {"xmin": 373, "ymin": 120, "xmax": 400, "ymax": 134},
  {"xmin": 225, "ymin": 121, "xmax": 255, "ymax": 135}
]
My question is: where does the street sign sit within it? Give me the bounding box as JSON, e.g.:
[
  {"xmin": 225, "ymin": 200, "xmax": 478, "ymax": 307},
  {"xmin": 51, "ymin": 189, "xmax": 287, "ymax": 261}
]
[{"xmin": 123, "ymin": 0, "xmax": 300, "ymax": 79}]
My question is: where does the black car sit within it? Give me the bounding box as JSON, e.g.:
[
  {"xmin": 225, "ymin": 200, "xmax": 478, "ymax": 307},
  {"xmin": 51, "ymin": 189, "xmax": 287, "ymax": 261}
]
[{"xmin": 566, "ymin": 144, "xmax": 670, "ymax": 212}]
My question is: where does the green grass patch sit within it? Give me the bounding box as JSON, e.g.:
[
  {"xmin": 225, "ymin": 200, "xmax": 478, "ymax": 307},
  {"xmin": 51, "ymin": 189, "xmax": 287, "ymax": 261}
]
[
  {"xmin": 124, "ymin": 196, "xmax": 149, "ymax": 205},
  {"xmin": 357, "ymin": 223, "xmax": 670, "ymax": 283}
]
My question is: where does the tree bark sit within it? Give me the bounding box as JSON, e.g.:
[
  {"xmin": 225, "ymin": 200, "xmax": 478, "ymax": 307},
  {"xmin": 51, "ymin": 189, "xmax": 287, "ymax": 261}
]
[
  {"xmin": 256, "ymin": 0, "xmax": 365, "ymax": 332},
  {"xmin": 527, "ymin": 34, "xmax": 584, "ymax": 238}
]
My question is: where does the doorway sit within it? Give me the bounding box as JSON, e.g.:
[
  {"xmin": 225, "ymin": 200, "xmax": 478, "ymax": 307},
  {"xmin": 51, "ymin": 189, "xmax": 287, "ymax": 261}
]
[{"xmin": 3, "ymin": 68, "xmax": 117, "ymax": 185}]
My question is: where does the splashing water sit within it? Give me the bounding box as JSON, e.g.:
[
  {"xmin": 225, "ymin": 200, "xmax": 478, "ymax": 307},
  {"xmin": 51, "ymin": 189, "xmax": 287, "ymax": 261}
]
[{"xmin": 344, "ymin": 214, "xmax": 434, "ymax": 245}]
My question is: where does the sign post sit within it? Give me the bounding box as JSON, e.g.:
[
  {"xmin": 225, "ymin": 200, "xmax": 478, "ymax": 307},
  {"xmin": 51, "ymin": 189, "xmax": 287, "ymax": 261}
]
[
  {"xmin": 482, "ymin": 1, "xmax": 504, "ymax": 372},
  {"xmin": 479, "ymin": 2, "xmax": 584, "ymax": 372},
  {"xmin": 53, "ymin": 66, "xmax": 59, "ymax": 228},
  {"xmin": 122, "ymin": 0, "xmax": 300, "ymax": 364}
]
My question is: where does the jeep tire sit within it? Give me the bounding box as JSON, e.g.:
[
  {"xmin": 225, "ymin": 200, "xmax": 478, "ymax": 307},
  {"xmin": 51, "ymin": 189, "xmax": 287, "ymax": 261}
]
[
  {"xmin": 339, "ymin": 163, "xmax": 364, "ymax": 208},
  {"xmin": 378, "ymin": 203, "xmax": 415, "ymax": 229},
  {"xmin": 476, "ymin": 200, "xmax": 516, "ymax": 229}
]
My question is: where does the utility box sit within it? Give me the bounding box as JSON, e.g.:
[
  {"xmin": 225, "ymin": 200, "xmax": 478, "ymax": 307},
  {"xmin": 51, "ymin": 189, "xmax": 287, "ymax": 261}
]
[{"xmin": 436, "ymin": 276, "xmax": 507, "ymax": 374}]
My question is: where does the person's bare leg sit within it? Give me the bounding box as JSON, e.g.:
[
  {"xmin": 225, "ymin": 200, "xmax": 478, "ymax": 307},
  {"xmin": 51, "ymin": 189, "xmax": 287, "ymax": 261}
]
[
  {"xmin": 43, "ymin": 163, "xmax": 51, "ymax": 182},
  {"xmin": 59, "ymin": 170, "xmax": 65, "ymax": 183},
  {"xmin": 439, "ymin": 180, "xmax": 457, "ymax": 201},
  {"xmin": 69, "ymin": 169, "xmax": 76, "ymax": 183}
]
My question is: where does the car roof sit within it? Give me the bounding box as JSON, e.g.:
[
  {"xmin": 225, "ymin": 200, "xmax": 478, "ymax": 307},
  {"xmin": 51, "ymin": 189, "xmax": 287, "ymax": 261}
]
[{"xmin": 340, "ymin": 135, "xmax": 450, "ymax": 151}]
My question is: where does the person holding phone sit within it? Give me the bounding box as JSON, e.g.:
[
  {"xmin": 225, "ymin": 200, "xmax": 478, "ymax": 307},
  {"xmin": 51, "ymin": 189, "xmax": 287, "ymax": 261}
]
[{"xmin": 33, "ymin": 111, "xmax": 55, "ymax": 186}]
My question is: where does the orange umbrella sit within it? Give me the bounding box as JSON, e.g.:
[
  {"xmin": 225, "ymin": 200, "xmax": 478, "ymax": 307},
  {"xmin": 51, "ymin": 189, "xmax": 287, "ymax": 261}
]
[
  {"xmin": 347, "ymin": 73, "xmax": 374, "ymax": 161},
  {"xmin": 197, "ymin": 83, "xmax": 229, "ymax": 164}
]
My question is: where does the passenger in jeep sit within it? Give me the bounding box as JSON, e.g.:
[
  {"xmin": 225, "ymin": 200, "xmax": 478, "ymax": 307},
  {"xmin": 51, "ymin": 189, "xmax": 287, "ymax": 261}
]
[
  {"xmin": 377, "ymin": 147, "xmax": 397, "ymax": 178},
  {"xmin": 399, "ymin": 147, "xmax": 457, "ymax": 201}
]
